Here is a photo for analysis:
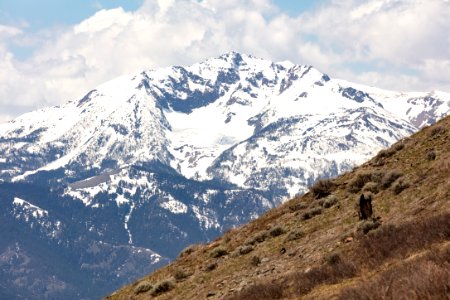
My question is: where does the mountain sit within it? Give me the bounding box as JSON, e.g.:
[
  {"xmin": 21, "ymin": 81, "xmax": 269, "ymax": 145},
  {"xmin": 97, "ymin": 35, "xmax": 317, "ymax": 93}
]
[
  {"xmin": 0, "ymin": 52, "xmax": 449, "ymax": 299},
  {"xmin": 108, "ymin": 112, "xmax": 450, "ymax": 300}
]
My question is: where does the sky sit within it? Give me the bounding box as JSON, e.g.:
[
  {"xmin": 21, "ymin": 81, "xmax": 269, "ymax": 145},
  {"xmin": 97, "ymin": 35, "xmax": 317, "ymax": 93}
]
[{"xmin": 0, "ymin": 0, "xmax": 450, "ymax": 123}]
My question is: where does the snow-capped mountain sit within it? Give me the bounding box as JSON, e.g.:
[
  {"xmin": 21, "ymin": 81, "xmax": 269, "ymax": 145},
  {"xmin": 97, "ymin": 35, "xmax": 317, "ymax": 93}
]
[{"xmin": 1, "ymin": 52, "xmax": 449, "ymax": 299}]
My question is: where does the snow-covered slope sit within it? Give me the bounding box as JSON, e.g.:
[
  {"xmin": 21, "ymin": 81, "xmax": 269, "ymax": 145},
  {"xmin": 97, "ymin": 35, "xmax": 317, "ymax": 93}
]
[
  {"xmin": 2, "ymin": 52, "xmax": 449, "ymax": 196},
  {"xmin": 1, "ymin": 52, "xmax": 450, "ymax": 299}
]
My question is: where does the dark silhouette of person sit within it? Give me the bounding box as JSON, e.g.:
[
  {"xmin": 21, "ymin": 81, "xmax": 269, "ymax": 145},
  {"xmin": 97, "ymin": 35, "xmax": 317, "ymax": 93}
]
[{"xmin": 359, "ymin": 194, "xmax": 373, "ymax": 220}]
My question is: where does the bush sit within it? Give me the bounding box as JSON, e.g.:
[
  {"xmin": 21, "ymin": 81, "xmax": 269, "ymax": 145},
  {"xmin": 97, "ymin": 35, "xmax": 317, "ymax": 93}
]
[
  {"xmin": 347, "ymin": 172, "xmax": 374, "ymax": 193},
  {"xmin": 173, "ymin": 269, "xmax": 190, "ymax": 281},
  {"xmin": 357, "ymin": 219, "xmax": 381, "ymax": 234},
  {"xmin": 245, "ymin": 231, "xmax": 270, "ymax": 245},
  {"xmin": 226, "ymin": 282, "xmax": 284, "ymax": 300},
  {"xmin": 210, "ymin": 246, "xmax": 228, "ymax": 258},
  {"xmin": 394, "ymin": 142, "xmax": 405, "ymax": 151},
  {"xmin": 322, "ymin": 195, "xmax": 338, "ymax": 208},
  {"xmin": 370, "ymin": 170, "xmax": 384, "ymax": 183},
  {"xmin": 325, "ymin": 252, "xmax": 342, "ymax": 265},
  {"xmin": 178, "ymin": 244, "xmax": 199, "ymax": 258},
  {"xmin": 269, "ymin": 226, "xmax": 286, "ymax": 237},
  {"xmin": 238, "ymin": 245, "xmax": 254, "ymax": 255},
  {"xmin": 392, "ymin": 179, "xmax": 410, "ymax": 195},
  {"xmin": 426, "ymin": 150, "xmax": 436, "ymax": 161},
  {"xmin": 375, "ymin": 148, "xmax": 396, "ymax": 159},
  {"xmin": 381, "ymin": 170, "xmax": 403, "ymax": 189},
  {"xmin": 250, "ymin": 255, "xmax": 261, "ymax": 266},
  {"xmin": 134, "ymin": 280, "xmax": 153, "ymax": 294},
  {"xmin": 310, "ymin": 179, "xmax": 335, "ymax": 199},
  {"xmin": 285, "ymin": 229, "xmax": 305, "ymax": 242},
  {"xmin": 151, "ymin": 279, "xmax": 175, "ymax": 296},
  {"xmin": 301, "ymin": 206, "xmax": 323, "ymax": 220},
  {"xmin": 362, "ymin": 181, "xmax": 379, "ymax": 194},
  {"xmin": 205, "ymin": 262, "xmax": 217, "ymax": 272},
  {"xmin": 289, "ymin": 202, "xmax": 307, "ymax": 212},
  {"xmin": 429, "ymin": 125, "xmax": 445, "ymax": 137}
]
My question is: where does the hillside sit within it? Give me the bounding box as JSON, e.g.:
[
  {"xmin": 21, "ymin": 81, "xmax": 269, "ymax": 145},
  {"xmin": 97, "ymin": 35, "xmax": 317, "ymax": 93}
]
[{"xmin": 107, "ymin": 114, "xmax": 450, "ymax": 299}]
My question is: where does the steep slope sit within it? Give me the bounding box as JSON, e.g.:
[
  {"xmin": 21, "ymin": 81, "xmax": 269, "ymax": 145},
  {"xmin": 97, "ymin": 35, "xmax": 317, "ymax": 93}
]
[
  {"xmin": 1, "ymin": 52, "xmax": 450, "ymax": 299},
  {"xmin": 108, "ymin": 114, "xmax": 450, "ymax": 300}
]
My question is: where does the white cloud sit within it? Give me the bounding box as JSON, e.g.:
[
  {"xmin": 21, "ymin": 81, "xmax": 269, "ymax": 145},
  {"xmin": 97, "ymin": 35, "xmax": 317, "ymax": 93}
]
[
  {"xmin": 298, "ymin": 0, "xmax": 450, "ymax": 80},
  {"xmin": 0, "ymin": 0, "xmax": 449, "ymax": 122}
]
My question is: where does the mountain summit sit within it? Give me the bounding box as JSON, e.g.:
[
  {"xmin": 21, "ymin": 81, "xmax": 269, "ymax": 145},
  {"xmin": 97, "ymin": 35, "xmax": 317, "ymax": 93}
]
[{"xmin": 0, "ymin": 52, "xmax": 449, "ymax": 299}]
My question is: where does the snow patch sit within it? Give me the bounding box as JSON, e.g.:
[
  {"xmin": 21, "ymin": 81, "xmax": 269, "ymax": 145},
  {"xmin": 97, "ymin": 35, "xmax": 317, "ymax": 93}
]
[
  {"xmin": 159, "ymin": 197, "xmax": 188, "ymax": 214},
  {"xmin": 13, "ymin": 197, "xmax": 48, "ymax": 218}
]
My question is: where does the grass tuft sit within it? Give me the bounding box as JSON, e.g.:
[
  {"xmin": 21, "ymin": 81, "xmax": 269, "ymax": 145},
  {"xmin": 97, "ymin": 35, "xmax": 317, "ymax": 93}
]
[{"xmin": 134, "ymin": 280, "xmax": 153, "ymax": 295}]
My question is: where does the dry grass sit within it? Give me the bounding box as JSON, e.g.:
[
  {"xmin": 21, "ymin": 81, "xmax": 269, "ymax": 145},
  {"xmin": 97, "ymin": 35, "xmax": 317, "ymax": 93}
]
[
  {"xmin": 352, "ymin": 213, "xmax": 450, "ymax": 268},
  {"xmin": 225, "ymin": 282, "xmax": 284, "ymax": 300},
  {"xmin": 339, "ymin": 245, "xmax": 450, "ymax": 300},
  {"xmin": 292, "ymin": 258, "xmax": 358, "ymax": 296}
]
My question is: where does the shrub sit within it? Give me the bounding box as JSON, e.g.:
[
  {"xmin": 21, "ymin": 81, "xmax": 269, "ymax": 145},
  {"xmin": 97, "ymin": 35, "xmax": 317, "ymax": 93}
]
[
  {"xmin": 429, "ymin": 125, "xmax": 445, "ymax": 137},
  {"xmin": 285, "ymin": 229, "xmax": 305, "ymax": 242},
  {"xmin": 322, "ymin": 195, "xmax": 338, "ymax": 208},
  {"xmin": 362, "ymin": 181, "xmax": 379, "ymax": 194},
  {"xmin": 301, "ymin": 207, "xmax": 323, "ymax": 220},
  {"xmin": 347, "ymin": 172, "xmax": 374, "ymax": 193},
  {"xmin": 134, "ymin": 280, "xmax": 153, "ymax": 294},
  {"xmin": 250, "ymin": 255, "xmax": 261, "ymax": 266},
  {"xmin": 205, "ymin": 262, "xmax": 217, "ymax": 272},
  {"xmin": 238, "ymin": 245, "xmax": 254, "ymax": 255},
  {"xmin": 310, "ymin": 178, "xmax": 335, "ymax": 199},
  {"xmin": 151, "ymin": 279, "xmax": 175, "ymax": 296},
  {"xmin": 178, "ymin": 244, "xmax": 199, "ymax": 258},
  {"xmin": 426, "ymin": 150, "xmax": 436, "ymax": 161},
  {"xmin": 226, "ymin": 282, "xmax": 284, "ymax": 300},
  {"xmin": 357, "ymin": 219, "xmax": 381, "ymax": 234},
  {"xmin": 245, "ymin": 230, "xmax": 270, "ymax": 245},
  {"xmin": 370, "ymin": 170, "xmax": 385, "ymax": 183},
  {"xmin": 269, "ymin": 226, "xmax": 286, "ymax": 237},
  {"xmin": 375, "ymin": 148, "xmax": 396, "ymax": 159},
  {"xmin": 392, "ymin": 179, "xmax": 410, "ymax": 195},
  {"xmin": 325, "ymin": 252, "xmax": 342, "ymax": 265},
  {"xmin": 210, "ymin": 246, "xmax": 228, "ymax": 258},
  {"xmin": 289, "ymin": 202, "xmax": 307, "ymax": 212},
  {"xmin": 173, "ymin": 269, "xmax": 190, "ymax": 281},
  {"xmin": 381, "ymin": 170, "xmax": 403, "ymax": 189},
  {"xmin": 394, "ymin": 142, "xmax": 405, "ymax": 151}
]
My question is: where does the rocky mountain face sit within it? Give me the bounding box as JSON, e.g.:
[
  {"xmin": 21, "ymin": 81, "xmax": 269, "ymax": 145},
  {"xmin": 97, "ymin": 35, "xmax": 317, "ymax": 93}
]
[{"xmin": 0, "ymin": 52, "xmax": 449, "ymax": 299}]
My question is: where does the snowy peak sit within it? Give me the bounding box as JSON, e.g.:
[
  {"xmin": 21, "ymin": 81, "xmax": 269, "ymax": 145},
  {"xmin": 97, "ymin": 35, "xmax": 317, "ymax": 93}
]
[{"xmin": 1, "ymin": 52, "xmax": 450, "ymax": 197}]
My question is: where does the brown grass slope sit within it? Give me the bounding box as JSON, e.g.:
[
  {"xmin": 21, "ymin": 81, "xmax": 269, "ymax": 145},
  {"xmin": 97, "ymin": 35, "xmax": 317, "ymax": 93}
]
[{"xmin": 106, "ymin": 117, "xmax": 450, "ymax": 300}]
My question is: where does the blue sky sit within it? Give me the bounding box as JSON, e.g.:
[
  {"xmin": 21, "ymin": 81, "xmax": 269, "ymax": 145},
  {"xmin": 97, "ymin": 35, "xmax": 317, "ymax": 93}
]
[
  {"xmin": 0, "ymin": 0, "xmax": 319, "ymax": 29},
  {"xmin": 0, "ymin": 0, "xmax": 143, "ymax": 29},
  {"xmin": 0, "ymin": 0, "xmax": 449, "ymax": 122},
  {"xmin": 0, "ymin": 0, "xmax": 323, "ymax": 60}
]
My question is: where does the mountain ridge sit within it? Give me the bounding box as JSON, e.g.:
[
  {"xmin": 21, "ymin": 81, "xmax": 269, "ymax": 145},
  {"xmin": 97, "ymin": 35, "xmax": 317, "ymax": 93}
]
[{"xmin": 1, "ymin": 52, "xmax": 450, "ymax": 299}]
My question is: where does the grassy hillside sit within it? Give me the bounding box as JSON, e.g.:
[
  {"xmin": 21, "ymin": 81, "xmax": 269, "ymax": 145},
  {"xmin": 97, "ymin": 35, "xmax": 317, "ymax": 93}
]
[{"xmin": 106, "ymin": 116, "xmax": 450, "ymax": 300}]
